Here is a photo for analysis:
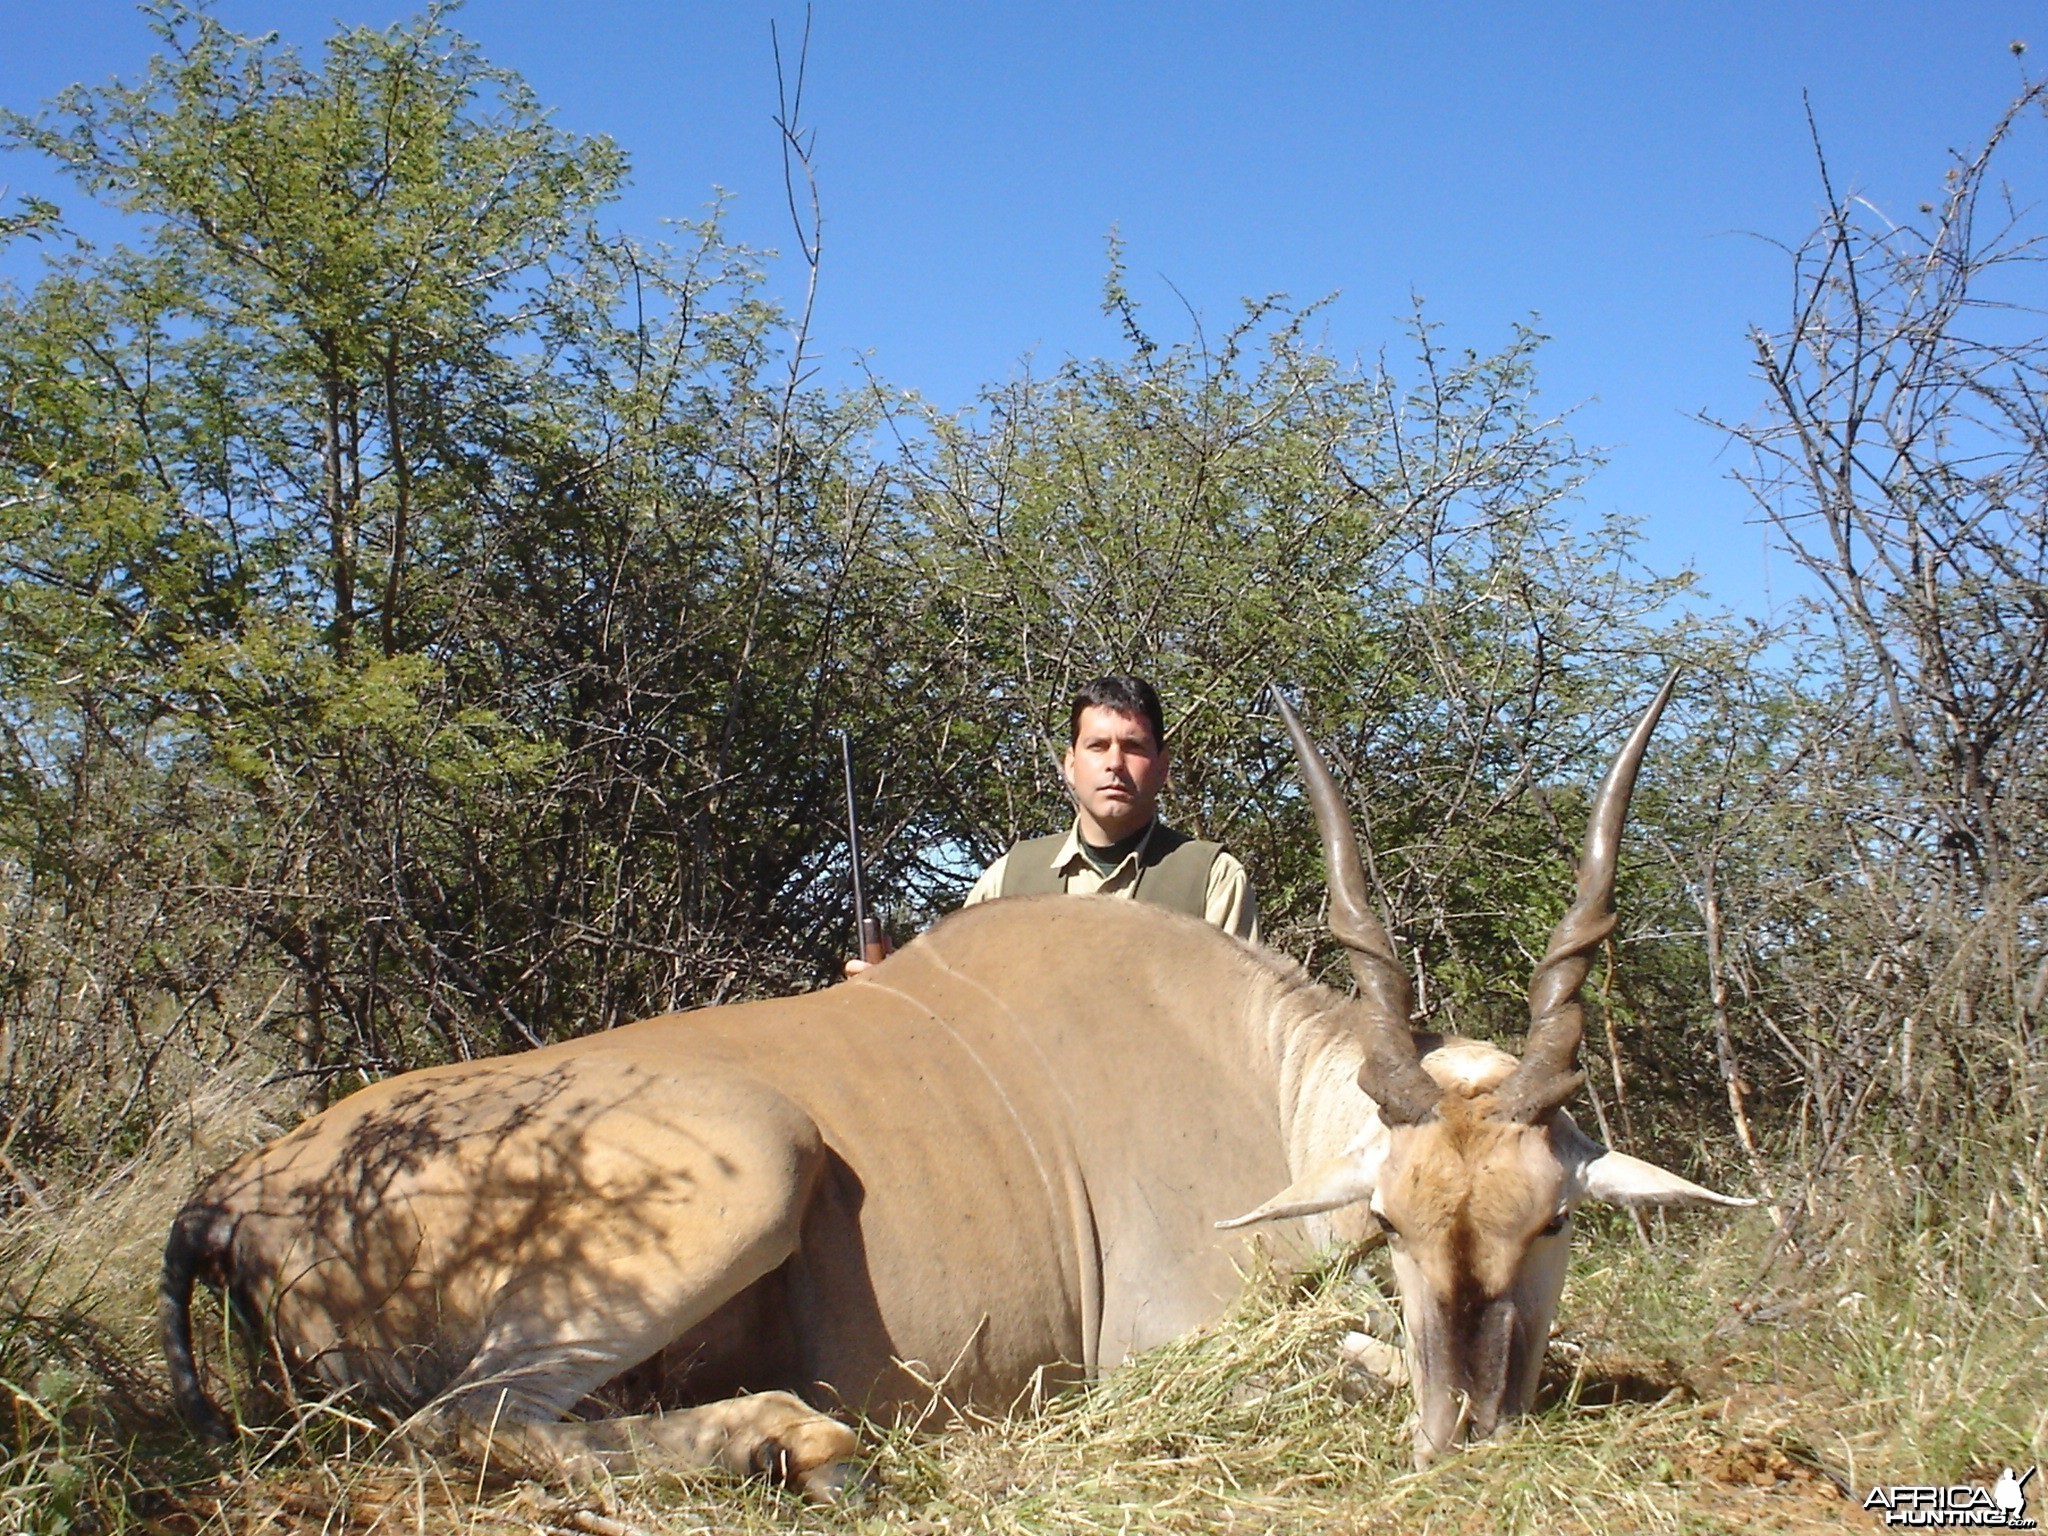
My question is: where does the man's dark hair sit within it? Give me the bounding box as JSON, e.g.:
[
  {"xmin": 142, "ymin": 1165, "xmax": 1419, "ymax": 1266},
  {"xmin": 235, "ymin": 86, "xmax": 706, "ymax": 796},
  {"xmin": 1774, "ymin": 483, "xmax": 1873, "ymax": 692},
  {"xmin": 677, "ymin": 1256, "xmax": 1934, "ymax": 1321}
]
[{"xmin": 1069, "ymin": 675, "xmax": 1167, "ymax": 750}]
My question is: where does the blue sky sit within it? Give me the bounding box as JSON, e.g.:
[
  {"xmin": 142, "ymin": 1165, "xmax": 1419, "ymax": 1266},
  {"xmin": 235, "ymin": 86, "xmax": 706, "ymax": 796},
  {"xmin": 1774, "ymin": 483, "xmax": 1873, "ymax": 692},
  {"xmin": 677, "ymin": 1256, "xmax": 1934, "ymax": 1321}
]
[{"xmin": 4, "ymin": 2, "xmax": 2041, "ymax": 620}]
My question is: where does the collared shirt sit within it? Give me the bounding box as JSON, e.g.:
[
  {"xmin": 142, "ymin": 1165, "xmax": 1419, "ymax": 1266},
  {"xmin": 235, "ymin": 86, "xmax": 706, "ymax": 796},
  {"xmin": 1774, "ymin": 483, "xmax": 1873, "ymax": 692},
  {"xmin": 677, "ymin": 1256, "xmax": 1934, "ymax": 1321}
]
[{"xmin": 961, "ymin": 820, "xmax": 1260, "ymax": 944}]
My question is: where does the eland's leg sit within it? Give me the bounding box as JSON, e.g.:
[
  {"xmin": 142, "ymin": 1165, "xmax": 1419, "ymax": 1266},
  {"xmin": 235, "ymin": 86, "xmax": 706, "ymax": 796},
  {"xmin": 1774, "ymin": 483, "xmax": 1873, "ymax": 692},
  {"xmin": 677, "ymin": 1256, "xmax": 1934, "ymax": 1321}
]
[
  {"xmin": 410, "ymin": 1078, "xmax": 860, "ymax": 1497},
  {"xmin": 1339, "ymin": 1301, "xmax": 1410, "ymax": 1394},
  {"xmin": 1339, "ymin": 1330, "xmax": 1411, "ymax": 1388},
  {"xmin": 425, "ymin": 1393, "xmax": 860, "ymax": 1501}
]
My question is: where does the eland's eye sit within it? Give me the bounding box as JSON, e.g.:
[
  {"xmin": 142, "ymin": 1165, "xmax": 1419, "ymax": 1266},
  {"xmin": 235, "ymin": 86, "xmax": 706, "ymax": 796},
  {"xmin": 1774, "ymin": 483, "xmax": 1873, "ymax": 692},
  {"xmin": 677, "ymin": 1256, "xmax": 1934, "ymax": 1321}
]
[
  {"xmin": 1373, "ymin": 1210, "xmax": 1400, "ymax": 1239},
  {"xmin": 1540, "ymin": 1211, "xmax": 1569, "ymax": 1238}
]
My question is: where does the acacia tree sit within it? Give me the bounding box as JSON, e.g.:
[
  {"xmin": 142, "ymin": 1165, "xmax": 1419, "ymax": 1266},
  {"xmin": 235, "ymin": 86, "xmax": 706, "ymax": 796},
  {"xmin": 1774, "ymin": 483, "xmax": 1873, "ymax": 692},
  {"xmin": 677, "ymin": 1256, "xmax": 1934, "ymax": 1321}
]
[
  {"xmin": 3, "ymin": 5, "xmax": 652, "ymax": 1121},
  {"xmin": 5, "ymin": 2, "xmax": 627, "ymax": 662}
]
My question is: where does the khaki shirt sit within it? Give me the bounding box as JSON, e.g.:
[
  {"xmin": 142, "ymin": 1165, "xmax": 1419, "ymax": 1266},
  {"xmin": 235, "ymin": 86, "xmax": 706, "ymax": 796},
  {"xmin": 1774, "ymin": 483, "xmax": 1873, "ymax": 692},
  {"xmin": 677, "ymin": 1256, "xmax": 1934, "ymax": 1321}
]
[{"xmin": 962, "ymin": 821, "xmax": 1260, "ymax": 944}]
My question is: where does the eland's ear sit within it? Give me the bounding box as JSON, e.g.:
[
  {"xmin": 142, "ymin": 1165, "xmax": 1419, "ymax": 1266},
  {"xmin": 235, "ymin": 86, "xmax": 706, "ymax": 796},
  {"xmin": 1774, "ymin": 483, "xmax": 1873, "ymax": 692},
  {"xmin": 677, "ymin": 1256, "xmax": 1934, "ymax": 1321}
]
[
  {"xmin": 1574, "ymin": 1146, "xmax": 1756, "ymax": 1210},
  {"xmin": 1217, "ymin": 1131, "xmax": 1385, "ymax": 1229},
  {"xmin": 1552, "ymin": 1113, "xmax": 1755, "ymax": 1209}
]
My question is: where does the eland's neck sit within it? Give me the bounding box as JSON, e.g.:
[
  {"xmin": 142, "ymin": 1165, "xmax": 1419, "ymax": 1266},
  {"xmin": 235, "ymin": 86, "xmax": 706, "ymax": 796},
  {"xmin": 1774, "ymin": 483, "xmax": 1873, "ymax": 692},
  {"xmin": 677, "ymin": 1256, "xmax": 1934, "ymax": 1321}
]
[{"xmin": 1243, "ymin": 963, "xmax": 1378, "ymax": 1187}]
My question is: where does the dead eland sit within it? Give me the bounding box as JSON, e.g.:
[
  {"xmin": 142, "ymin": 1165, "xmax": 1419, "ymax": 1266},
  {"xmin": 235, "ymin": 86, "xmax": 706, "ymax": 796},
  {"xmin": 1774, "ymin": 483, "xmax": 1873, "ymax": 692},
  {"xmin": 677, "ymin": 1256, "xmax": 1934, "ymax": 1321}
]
[{"xmin": 162, "ymin": 676, "xmax": 1749, "ymax": 1494}]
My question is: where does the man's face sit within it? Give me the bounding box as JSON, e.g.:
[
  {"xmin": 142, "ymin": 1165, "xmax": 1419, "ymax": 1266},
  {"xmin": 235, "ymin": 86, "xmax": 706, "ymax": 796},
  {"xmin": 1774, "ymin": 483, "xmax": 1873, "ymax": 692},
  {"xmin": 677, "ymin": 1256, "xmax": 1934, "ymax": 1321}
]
[{"xmin": 1063, "ymin": 704, "xmax": 1171, "ymax": 844}]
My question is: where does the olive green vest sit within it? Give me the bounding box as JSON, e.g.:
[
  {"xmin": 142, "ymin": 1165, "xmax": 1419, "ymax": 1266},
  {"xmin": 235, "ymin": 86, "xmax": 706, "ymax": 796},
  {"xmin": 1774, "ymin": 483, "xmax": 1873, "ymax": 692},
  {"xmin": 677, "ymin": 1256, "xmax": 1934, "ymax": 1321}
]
[{"xmin": 997, "ymin": 823, "xmax": 1221, "ymax": 919}]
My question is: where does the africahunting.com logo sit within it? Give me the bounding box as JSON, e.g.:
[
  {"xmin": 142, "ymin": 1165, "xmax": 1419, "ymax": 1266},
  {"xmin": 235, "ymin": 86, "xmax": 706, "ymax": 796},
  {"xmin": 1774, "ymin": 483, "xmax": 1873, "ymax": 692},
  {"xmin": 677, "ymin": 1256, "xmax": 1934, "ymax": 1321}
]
[{"xmin": 1864, "ymin": 1467, "xmax": 2037, "ymax": 1527}]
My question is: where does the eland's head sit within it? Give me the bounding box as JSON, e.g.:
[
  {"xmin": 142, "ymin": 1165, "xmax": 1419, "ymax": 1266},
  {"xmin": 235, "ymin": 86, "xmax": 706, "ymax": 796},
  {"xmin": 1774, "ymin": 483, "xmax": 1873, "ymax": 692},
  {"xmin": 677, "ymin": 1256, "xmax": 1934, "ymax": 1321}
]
[{"xmin": 1223, "ymin": 675, "xmax": 1751, "ymax": 1466}]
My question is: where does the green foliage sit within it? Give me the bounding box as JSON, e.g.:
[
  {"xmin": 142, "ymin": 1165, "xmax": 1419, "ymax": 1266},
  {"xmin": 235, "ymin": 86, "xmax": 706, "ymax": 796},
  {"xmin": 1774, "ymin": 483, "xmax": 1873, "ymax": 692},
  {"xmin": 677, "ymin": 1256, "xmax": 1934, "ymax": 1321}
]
[
  {"xmin": 3, "ymin": 0, "xmax": 625, "ymax": 661},
  {"xmin": 0, "ymin": 4, "xmax": 938, "ymax": 1114}
]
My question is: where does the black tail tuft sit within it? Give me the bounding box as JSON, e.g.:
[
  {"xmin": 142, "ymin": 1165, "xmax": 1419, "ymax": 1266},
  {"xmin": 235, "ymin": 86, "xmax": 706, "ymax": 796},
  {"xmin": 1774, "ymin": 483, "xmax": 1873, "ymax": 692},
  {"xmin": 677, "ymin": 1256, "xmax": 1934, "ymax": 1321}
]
[{"xmin": 159, "ymin": 1202, "xmax": 235, "ymax": 1443}]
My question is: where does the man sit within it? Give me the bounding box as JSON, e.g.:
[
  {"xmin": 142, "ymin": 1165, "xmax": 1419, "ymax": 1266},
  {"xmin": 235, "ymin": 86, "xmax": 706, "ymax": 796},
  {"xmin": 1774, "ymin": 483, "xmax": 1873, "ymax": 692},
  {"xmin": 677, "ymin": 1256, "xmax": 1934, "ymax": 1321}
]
[
  {"xmin": 846, "ymin": 675, "xmax": 1257, "ymax": 975},
  {"xmin": 959, "ymin": 674, "xmax": 1259, "ymax": 937}
]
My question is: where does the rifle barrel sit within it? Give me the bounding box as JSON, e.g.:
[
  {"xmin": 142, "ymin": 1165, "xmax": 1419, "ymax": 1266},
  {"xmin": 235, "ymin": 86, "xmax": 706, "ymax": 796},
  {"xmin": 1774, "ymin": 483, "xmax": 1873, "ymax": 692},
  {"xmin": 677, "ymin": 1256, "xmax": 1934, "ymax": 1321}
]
[{"xmin": 839, "ymin": 732, "xmax": 885, "ymax": 963}]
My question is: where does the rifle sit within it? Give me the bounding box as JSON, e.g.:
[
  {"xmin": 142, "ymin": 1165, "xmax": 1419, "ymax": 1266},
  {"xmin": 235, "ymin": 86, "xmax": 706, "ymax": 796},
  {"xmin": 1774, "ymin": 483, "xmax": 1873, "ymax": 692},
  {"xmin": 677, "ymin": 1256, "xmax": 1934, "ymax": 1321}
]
[{"xmin": 839, "ymin": 731, "xmax": 888, "ymax": 966}]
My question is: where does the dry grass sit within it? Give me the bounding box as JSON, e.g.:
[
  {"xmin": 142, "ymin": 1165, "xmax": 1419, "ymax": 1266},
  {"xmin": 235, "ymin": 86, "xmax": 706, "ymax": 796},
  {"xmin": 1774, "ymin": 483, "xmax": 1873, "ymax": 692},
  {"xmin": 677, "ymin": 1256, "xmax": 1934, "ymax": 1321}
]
[{"xmin": 127, "ymin": 1255, "xmax": 1869, "ymax": 1535}]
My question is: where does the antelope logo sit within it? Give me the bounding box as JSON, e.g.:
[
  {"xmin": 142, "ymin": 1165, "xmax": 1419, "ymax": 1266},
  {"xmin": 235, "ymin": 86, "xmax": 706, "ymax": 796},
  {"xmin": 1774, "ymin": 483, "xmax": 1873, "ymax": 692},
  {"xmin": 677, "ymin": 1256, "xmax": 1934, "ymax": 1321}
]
[{"xmin": 1864, "ymin": 1466, "xmax": 2037, "ymax": 1527}]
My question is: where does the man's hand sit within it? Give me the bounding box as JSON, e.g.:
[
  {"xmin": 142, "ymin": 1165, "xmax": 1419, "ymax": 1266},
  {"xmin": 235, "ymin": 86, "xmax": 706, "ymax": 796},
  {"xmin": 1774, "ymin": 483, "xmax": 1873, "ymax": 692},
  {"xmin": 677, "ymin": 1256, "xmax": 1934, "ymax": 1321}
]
[{"xmin": 842, "ymin": 936, "xmax": 895, "ymax": 978}]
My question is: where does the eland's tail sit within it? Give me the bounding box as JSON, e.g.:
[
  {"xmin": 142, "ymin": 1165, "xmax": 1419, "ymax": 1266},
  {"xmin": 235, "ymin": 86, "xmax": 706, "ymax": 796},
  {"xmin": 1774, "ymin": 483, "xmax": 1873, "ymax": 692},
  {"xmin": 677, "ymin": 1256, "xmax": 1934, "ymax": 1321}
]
[{"xmin": 159, "ymin": 1202, "xmax": 236, "ymax": 1442}]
